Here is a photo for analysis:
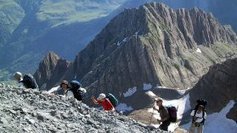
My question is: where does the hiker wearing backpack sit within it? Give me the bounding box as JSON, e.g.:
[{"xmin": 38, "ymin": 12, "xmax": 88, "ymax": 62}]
[
  {"xmin": 14, "ymin": 72, "xmax": 38, "ymax": 89},
  {"xmin": 68, "ymin": 80, "xmax": 86, "ymax": 101},
  {"xmin": 47, "ymin": 80, "xmax": 70, "ymax": 95},
  {"xmin": 189, "ymin": 100, "xmax": 207, "ymax": 133},
  {"xmin": 153, "ymin": 98, "xmax": 171, "ymax": 131},
  {"xmin": 91, "ymin": 93, "xmax": 115, "ymax": 112}
]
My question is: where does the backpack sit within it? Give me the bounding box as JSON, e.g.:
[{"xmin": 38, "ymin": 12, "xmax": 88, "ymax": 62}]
[
  {"xmin": 21, "ymin": 74, "xmax": 38, "ymax": 89},
  {"xmin": 69, "ymin": 80, "xmax": 86, "ymax": 101},
  {"xmin": 193, "ymin": 99, "xmax": 207, "ymax": 124},
  {"xmin": 167, "ymin": 106, "xmax": 177, "ymax": 122},
  {"xmin": 106, "ymin": 93, "xmax": 118, "ymax": 107}
]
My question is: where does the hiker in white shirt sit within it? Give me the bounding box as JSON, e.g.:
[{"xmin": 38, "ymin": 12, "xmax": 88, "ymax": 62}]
[
  {"xmin": 189, "ymin": 105, "xmax": 207, "ymax": 133},
  {"xmin": 47, "ymin": 80, "xmax": 74, "ymax": 98}
]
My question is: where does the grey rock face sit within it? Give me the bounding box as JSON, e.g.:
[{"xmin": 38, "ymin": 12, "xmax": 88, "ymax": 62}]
[
  {"xmin": 34, "ymin": 52, "xmax": 70, "ymax": 90},
  {"xmin": 189, "ymin": 58, "xmax": 237, "ymax": 121},
  {"xmin": 0, "ymin": 87, "xmax": 165, "ymax": 133}
]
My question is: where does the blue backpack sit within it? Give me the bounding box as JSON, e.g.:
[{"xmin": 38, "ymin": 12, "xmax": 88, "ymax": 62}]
[{"xmin": 69, "ymin": 80, "xmax": 84, "ymax": 101}]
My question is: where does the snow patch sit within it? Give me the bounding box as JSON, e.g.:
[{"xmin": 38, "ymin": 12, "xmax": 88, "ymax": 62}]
[
  {"xmin": 143, "ymin": 83, "xmax": 152, "ymax": 91},
  {"xmin": 196, "ymin": 48, "xmax": 202, "ymax": 53},
  {"xmin": 116, "ymin": 37, "xmax": 127, "ymax": 46},
  {"xmin": 156, "ymin": 85, "xmax": 169, "ymax": 89},
  {"xmin": 116, "ymin": 103, "xmax": 133, "ymax": 113},
  {"xmin": 123, "ymin": 87, "xmax": 137, "ymax": 97},
  {"xmin": 116, "ymin": 41, "xmax": 121, "ymax": 46},
  {"xmin": 122, "ymin": 37, "xmax": 127, "ymax": 42},
  {"xmin": 182, "ymin": 100, "xmax": 237, "ymax": 133},
  {"xmin": 162, "ymin": 94, "xmax": 191, "ymax": 119},
  {"xmin": 177, "ymin": 87, "xmax": 190, "ymax": 95},
  {"xmin": 145, "ymin": 91, "xmax": 156, "ymax": 97}
]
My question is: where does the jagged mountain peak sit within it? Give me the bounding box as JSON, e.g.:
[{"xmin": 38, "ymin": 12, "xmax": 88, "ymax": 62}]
[
  {"xmin": 35, "ymin": 3, "xmax": 237, "ymax": 113},
  {"xmin": 86, "ymin": 2, "xmax": 236, "ymax": 58},
  {"xmin": 43, "ymin": 51, "xmax": 60, "ymax": 64},
  {"xmin": 34, "ymin": 52, "xmax": 70, "ymax": 90}
]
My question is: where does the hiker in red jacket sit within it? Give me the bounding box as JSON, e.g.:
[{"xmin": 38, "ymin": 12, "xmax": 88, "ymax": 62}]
[{"xmin": 91, "ymin": 93, "xmax": 115, "ymax": 112}]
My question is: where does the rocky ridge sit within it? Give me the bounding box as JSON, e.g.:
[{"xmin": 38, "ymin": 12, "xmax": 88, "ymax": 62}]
[
  {"xmin": 189, "ymin": 58, "xmax": 237, "ymax": 121},
  {"xmin": 0, "ymin": 86, "xmax": 164, "ymax": 133}
]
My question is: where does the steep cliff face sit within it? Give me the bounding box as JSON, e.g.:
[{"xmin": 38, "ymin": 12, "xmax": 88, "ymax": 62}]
[
  {"xmin": 189, "ymin": 58, "xmax": 237, "ymax": 121},
  {"xmin": 36, "ymin": 3, "xmax": 237, "ymax": 101},
  {"xmin": 68, "ymin": 3, "xmax": 237, "ymax": 95},
  {"xmin": 34, "ymin": 52, "xmax": 70, "ymax": 90}
]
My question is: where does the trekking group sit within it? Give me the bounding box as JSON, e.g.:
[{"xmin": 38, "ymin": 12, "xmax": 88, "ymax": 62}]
[
  {"xmin": 13, "ymin": 71, "xmax": 207, "ymax": 132},
  {"xmin": 13, "ymin": 72, "xmax": 118, "ymax": 112}
]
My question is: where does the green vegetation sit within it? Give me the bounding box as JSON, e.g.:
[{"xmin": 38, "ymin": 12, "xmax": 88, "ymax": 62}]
[
  {"xmin": 173, "ymin": 63, "xmax": 180, "ymax": 70},
  {"xmin": 0, "ymin": 69, "xmax": 22, "ymax": 87},
  {"xmin": 37, "ymin": 0, "xmax": 125, "ymax": 25}
]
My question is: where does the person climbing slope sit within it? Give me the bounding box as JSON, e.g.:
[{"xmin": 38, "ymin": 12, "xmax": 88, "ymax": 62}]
[
  {"xmin": 91, "ymin": 93, "xmax": 115, "ymax": 112},
  {"xmin": 13, "ymin": 72, "xmax": 38, "ymax": 89}
]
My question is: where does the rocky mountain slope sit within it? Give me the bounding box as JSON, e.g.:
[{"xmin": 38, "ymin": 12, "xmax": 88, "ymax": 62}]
[
  {"xmin": 0, "ymin": 86, "xmax": 165, "ymax": 133},
  {"xmin": 0, "ymin": 0, "xmax": 127, "ymax": 73},
  {"xmin": 34, "ymin": 52, "xmax": 71, "ymax": 90},
  {"xmin": 189, "ymin": 57, "xmax": 237, "ymax": 121},
  {"xmin": 35, "ymin": 3, "xmax": 237, "ymax": 101}
]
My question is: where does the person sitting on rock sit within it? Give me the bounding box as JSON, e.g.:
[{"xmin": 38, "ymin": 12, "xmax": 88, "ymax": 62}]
[
  {"xmin": 153, "ymin": 98, "xmax": 170, "ymax": 131},
  {"xmin": 14, "ymin": 72, "xmax": 38, "ymax": 89},
  {"xmin": 91, "ymin": 93, "xmax": 115, "ymax": 112}
]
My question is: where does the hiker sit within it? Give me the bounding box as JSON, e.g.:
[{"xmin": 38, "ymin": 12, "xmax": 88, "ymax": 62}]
[
  {"xmin": 13, "ymin": 72, "xmax": 38, "ymax": 89},
  {"xmin": 189, "ymin": 104, "xmax": 207, "ymax": 133},
  {"xmin": 68, "ymin": 80, "xmax": 86, "ymax": 101},
  {"xmin": 91, "ymin": 93, "xmax": 115, "ymax": 112},
  {"xmin": 47, "ymin": 80, "xmax": 71, "ymax": 96},
  {"xmin": 153, "ymin": 98, "xmax": 170, "ymax": 131}
]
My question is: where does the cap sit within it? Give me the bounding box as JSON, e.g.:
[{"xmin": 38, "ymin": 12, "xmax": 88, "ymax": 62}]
[
  {"xmin": 14, "ymin": 72, "xmax": 22, "ymax": 80},
  {"xmin": 97, "ymin": 93, "xmax": 106, "ymax": 100}
]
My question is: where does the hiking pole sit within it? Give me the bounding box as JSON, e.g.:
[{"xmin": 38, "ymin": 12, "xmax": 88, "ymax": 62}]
[
  {"xmin": 149, "ymin": 108, "xmax": 154, "ymax": 125},
  {"xmin": 149, "ymin": 102, "xmax": 156, "ymax": 126}
]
